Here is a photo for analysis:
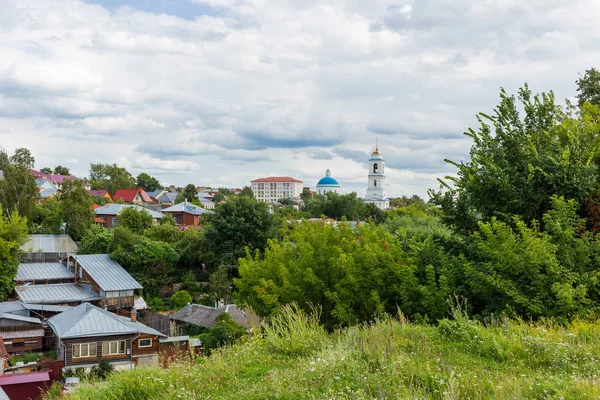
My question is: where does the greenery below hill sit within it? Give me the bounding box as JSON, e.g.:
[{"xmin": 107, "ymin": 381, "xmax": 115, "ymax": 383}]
[{"xmin": 48, "ymin": 304, "xmax": 600, "ymax": 400}]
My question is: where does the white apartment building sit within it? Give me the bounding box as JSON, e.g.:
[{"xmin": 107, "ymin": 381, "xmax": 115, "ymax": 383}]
[{"xmin": 251, "ymin": 177, "xmax": 303, "ymax": 203}]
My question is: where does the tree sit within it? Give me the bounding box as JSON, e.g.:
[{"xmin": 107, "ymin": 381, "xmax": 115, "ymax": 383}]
[
  {"xmin": 78, "ymin": 225, "xmax": 114, "ymax": 254},
  {"xmin": 59, "ymin": 180, "xmax": 94, "ymax": 240},
  {"xmin": 205, "ymin": 195, "xmax": 277, "ymax": 265},
  {"xmin": 212, "ymin": 188, "xmax": 232, "ymax": 204},
  {"xmin": 430, "ymin": 85, "xmax": 600, "ymax": 232},
  {"xmin": 54, "ymin": 165, "xmax": 70, "ymax": 175},
  {"xmin": 40, "ymin": 167, "xmax": 53, "ymax": 174},
  {"xmin": 303, "ymin": 192, "xmax": 367, "ymax": 221},
  {"xmin": 576, "ymin": 67, "xmax": 600, "ymax": 107},
  {"xmin": 118, "ymin": 207, "xmax": 153, "ymax": 234},
  {"xmin": 136, "ymin": 173, "xmax": 162, "ymax": 192},
  {"xmin": 0, "ymin": 148, "xmax": 37, "ymax": 220},
  {"xmin": 29, "ymin": 198, "xmax": 63, "ymax": 234},
  {"xmin": 89, "ymin": 163, "xmax": 136, "ymax": 194},
  {"xmin": 171, "ymin": 290, "xmax": 193, "ymax": 310},
  {"xmin": 239, "ymin": 186, "xmax": 254, "ymax": 198},
  {"xmin": 175, "ymin": 184, "xmax": 198, "ymax": 204},
  {"xmin": 209, "ymin": 265, "xmax": 232, "ymax": 304},
  {"xmin": 0, "ymin": 206, "xmax": 29, "ymax": 301}
]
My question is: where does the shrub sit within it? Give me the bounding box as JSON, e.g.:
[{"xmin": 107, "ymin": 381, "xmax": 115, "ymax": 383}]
[{"xmin": 171, "ymin": 290, "xmax": 193, "ymax": 310}]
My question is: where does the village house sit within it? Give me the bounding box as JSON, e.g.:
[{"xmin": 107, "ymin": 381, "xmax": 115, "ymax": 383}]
[
  {"xmin": 35, "ymin": 179, "xmax": 59, "ymax": 203},
  {"xmin": 31, "ymin": 170, "xmax": 91, "ymax": 191},
  {"xmin": 94, "ymin": 204, "xmax": 164, "ymax": 228},
  {"xmin": 19, "ymin": 235, "xmax": 78, "ymax": 263},
  {"xmin": 112, "ymin": 187, "xmax": 153, "ymax": 204},
  {"xmin": 161, "ymin": 201, "xmax": 212, "ymax": 227},
  {"xmin": 171, "ymin": 303, "xmax": 249, "ymax": 332},
  {"xmin": 47, "ymin": 303, "xmax": 165, "ymax": 371},
  {"xmin": 88, "ymin": 189, "xmax": 113, "ymax": 202},
  {"xmin": 0, "ymin": 302, "xmax": 44, "ymax": 355}
]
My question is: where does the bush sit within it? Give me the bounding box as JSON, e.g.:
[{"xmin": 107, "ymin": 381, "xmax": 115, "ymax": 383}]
[{"xmin": 171, "ymin": 290, "xmax": 193, "ymax": 310}]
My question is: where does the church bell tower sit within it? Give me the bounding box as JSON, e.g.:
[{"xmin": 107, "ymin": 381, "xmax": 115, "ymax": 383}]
[{"xmin": 364, "ymin": 139, "xmax": 389, "ymax": 210}]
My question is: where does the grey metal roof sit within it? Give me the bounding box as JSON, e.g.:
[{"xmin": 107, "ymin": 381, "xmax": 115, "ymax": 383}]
[
  {"xmin": 14, "ymin": 284, "xmax": 101, "ymax": 304},
  {"xmin": 162, "ymin": 201, "xmax": 213, "ymax": 215},
  {"xmin": 0, "ymin": 313, "xmax": 42, "ymax": 325},
  {"xmin": 73, "ymin": 254, "xmax": 142, "ymax": 291},
  {"xmin": 47, "ymin": 303, "xmax": 165, "ymax": 339},
  {"xmin": 23, "ymin": 304, "xmax": 73, "ymax": 313},
  {"xmin": 15, "ymin": 263, "xmax": 74, "ymax": 282},
  {"xmin": 171, "ymin": 304, "xmax": 248, "ymax": 328},
  {"xmin": 0, "ymin": 301, "xmax": 27, "ymax": 314},
  {"xmin": 146, "ymin": 190, "xmax": 165, "ymax": 199},
  {"xmin": 20, "ymin": 235, "xmax": 78, "ymax": 253},
  {"xmin": 94, "ymin": 204, "xmax": 164, "ymax": 219},
  {"xmin": 37, "ymin": 188, "xmax": 59, "ymax": 199}
]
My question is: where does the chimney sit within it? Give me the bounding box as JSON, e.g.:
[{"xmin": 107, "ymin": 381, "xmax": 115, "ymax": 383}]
[
  {"xmin": 131, "ymin": 307, "xmax": 137, "ymax": 323},
  {"xmin": 186, "ymin": 302, "xmax": 192, "ymax": 316}
]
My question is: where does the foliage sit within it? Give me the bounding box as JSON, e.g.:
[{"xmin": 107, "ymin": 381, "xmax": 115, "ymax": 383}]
[
  {"xmin": 59, "ymin": 179, "xmax": 94, "ymax": 240},
  {"xmin": 175, "ymin": 228, "xmax": 208, "ymax": 271},
  {"xmin": 49, "ymin": 309, "xmax": 600, "ymax": 400},
  {"xmin": 212, "ymin": 188, "xmax": 232, "ymax": 204},
  {"xmin": 302, "ymin": 192, "xmax": 368, "ymax": 221},
  {"xmin": 8, "ymin": 351, "xmax": 40, "ymax": 365},
  {"xmin": 136, "ymin": 173, "xmax": 162, "ymax": 192},
  {"xmin": 40, "ymin": 167, "xmax": 53, "ymax": 174},
  {"xmin": 53, "ymin": 165, "xmax": 70, "ymax": 175},
  {"xmin": 235, "ymin": 221, "xmax": 450, "ymax": 328},
  {"xmin": 239, "ymin": 186, "xmax": 253, "ymax": 198},
  {"xmin": 0, "ymin": 206, "xmax": 29, "ymax": 301},
  {"xmin": 91, "ymin": 360, "xmax": 114, "ymax": 379},
  {"xmin": 118, "ymin": 207, "xmax": 153, "ymax": 234},
  {"xmin": 171, "ymin": 290, "xmax": 193, "ymax": 310},
  {"xmin": 576, "ymin": 67, "xmax": 600, "ymax": 107},
  {"xmin": 208, "ymin": 265, "xmax": 232, "ymax": 304},
  {"xmin": 205, "ymin": 195, "xmax": 277, "ymax": 266},
  {"xmin": 175, "ymin": 184, "xmax": 199, "ymax": 204},
  {"xmin": 196, "ymin": 312, "xmax": 246, "ymax": 353},
  {"xmin": 109, "ymin": 227, "xmax": 179, "ymax": 296},
  {"xmin": 180, "ymin": 270, "xmax": 199, "ymax": 295},
  {"xmin": 0, "ymin": 148, "xmax": 37, "ymax": 220},
  {"xmin": 78, "ymin": 225, "xmax": 114, "ymax": 254},
  {"xmin": 431, "ymin": 85, "xmax": 600, "ymax": 232},
  {"xmin": 89, "ymin": 163, "xmax": 136, "ymax": 194},
  {"xmin": 29, "ymin": 198, "xmax": 63, "ymax": 234}
]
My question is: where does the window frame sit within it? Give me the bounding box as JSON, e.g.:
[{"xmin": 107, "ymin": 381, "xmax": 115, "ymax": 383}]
[
  {"xmin": 138, "ymin": 338, "xmax": 152, "ymax": 348},
  {"xmin": 72, "ymin": 342, "xmax": 97, "ymax": 358},
  {"xmin": 102, "ymin": 340, "xmax": 126, "ymax": 355}
]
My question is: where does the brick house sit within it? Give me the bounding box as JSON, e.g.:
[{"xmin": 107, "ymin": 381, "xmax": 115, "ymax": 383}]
[{"xmin": 94, "ymin": 204, "xmax": 164, "ymax": 228}]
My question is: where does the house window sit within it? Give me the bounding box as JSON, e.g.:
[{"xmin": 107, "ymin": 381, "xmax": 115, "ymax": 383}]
[
  {"xmin": 373, "ymin": 163, "xmax": 378, "ymax": 173},
  {"xmin": 138, "ymin": 338, "xmax": 152, "ymax": 348},
  {"xmin": 102, "ymin": 340, "xmax": 126, "ymax": 355},
  {"xmin": 112, "ymin": 217, "xmax": 119, "ymax": 226},
  {"xmin": 73, "ymin": 343, "xmax": 97, "ymax": 358}
]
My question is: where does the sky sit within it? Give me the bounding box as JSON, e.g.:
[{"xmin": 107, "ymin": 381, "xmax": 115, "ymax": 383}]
[{"xmin": 1, "ymin": 0, "xmax": 599, "ymax": 198}]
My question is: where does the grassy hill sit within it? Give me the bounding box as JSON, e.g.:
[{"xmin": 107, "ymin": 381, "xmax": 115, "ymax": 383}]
[{"xmin": 49, "ymin": 305, "xmax": 600, "ymax": 399}]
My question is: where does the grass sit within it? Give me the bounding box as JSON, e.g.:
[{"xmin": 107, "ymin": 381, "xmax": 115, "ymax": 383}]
[{"xmin": 47, "ymin": 305, "xmax": 600, "ymax": 399}]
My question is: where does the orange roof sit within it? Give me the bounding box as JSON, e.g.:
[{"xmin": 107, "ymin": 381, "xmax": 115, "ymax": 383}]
[
  {"xmin": 93, "ymin": 204, "xmax": 101, "ymax": 209},
  {"xmin": 251, "ymin": 177, "xmax": 303, "ymax": 183}
]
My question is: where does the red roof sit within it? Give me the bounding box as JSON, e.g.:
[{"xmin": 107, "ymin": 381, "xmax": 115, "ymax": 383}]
[
  {"xmin": 251, "ymin": 177, "xmax": 303, "ymax": 183},
  {"xmin": 113, "ymin": 188, "xmax": 153, "ymax": 203},
  {"xmin": 0, "ymin": 371, "xmax": 51, "ymax": 385}
]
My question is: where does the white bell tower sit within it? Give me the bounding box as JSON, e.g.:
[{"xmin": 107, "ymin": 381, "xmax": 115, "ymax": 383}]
[{"xmin": 364, "ymin": 139, "xmax": 389, "ymax": 210}]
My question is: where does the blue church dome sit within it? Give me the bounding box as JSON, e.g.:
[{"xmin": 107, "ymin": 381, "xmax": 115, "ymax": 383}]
[{"xmin": 317, "ymin": 176, "xmax": 339, "ymax": 186}]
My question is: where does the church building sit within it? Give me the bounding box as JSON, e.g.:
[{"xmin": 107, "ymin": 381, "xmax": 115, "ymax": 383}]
[
  {"xmin": 316, "ymin": 169, "xmax": 340, "ymax": 195},
  {"xmin": 364, "ymin": 140, "xmax": 390, "ymax": 210}
]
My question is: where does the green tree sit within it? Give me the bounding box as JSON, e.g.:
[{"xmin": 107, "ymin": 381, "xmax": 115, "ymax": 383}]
[
  {"xmin": 54, "ymin": 165, "xmax": 70, "ymax": 175},
  {"xmin": 196, "ymin": 313, "xmax": 245, "ymax": 353},
  {"xmin": 576, "ymin": 67, "xmax": 600, "ymax": 107},
  {"xmin": 303, "ymin": 192, "xmax": 367, "ymax": 221},
  {"xmin": 205, "ymin": 195, "xmax": 277, "ymax": 265},
  {"xmin": 136, "ymin": 173, "xmax": 162, "ymax": 192},
  {"xmin": 209, "ymin": 265, "xmax": 232, "ymax": 304},
  {"xmin": 89, "ymin": 163, "xmax": 136, "ymax": 194},
  {"xmin": 0, "ymin": 148, "xmax": 37, "ymax": 220},
  {"xmin": 0, "ymin": 206, "xmax": 29, "ymax": 301},
  {"xmin": 171, "ymin": 290, "xmax": 193, "ymax": 310},
  {"xmin": 118, "ymin": 207, "xmax": 153, "ymax": 234},
  {"xmin": 212, "ymin": 188, "xmax": 232, "ymax": 204},
  {"xmin": 78, "ymin": 225, "xmax": 114, "ymax": 254},
  {"xmin": 29, "ymin": 198, "xmax": 63, "ymax": 234},
  {"xmin": 430, "ymin": 85, "xmax": 600, "ymax": 232},
  {"xmin": 175, "ymin": 184, "xmax": 198, "ymax": 204},
  {"xmin": 239, "ymin": 186, "xmax": 254, "ymax": 198},
  {"xmin": 59, "ymin": 180, "xmax": 94, "ymax": 240},
  {"xmin": 40, "ymin": 167, "xmax": 53, "ymax": 174}
]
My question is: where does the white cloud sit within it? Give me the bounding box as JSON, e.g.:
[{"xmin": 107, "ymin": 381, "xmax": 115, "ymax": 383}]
[{"xmin": 0, "ymin": 0, "xmax": 598, "ymax": 197}]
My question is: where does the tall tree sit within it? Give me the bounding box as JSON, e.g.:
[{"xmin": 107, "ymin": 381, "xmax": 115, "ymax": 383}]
[
  {"xmin": 175, "ymin": 184, "xmax": 199, "ymax": 204},
  {"xmin": 212, "ymin": 188, "xmax": 233, "ymax": 204},
  {"xmin": 136, "ymin": 173, "xmax": 162, "ymax": 192},
  {"xmin": 205, "ymin": 195, "xmax": 277, "ymax": 266},
  {"xmin": 40, "ymin": 167, "xmax": 53, "ymax": 174},
  {"xmin": 0, "ymin": 148, "xmax": 37, "ymax": 220},
  {"xmin": 89, "ymin": 163, "xmax": 136, "ymax": 194},
  {"xmin": 118, "ymin": 207, "xmax": 153, "ymax": 234},
  {"xmin": 59, "ymin": 179, "xmax": 94, "ymax": 241},
  {"xmin": 0, "ymin": 206, "xmax": 29, "ymax": 301},
  {"xmin": 576, "ymin": 67, "xmax": 600, "ymax": 107},
  {"xmin": 239, "ymin": 186, "xmax": 254, "ymax": 198},
  {"xmin": 54, "ymin": 165, "xmax": 70, "ymax": 175}
]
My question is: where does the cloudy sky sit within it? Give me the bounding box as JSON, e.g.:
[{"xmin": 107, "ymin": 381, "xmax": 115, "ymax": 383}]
[{"xmin": 1, "ymin": 0, "xmax": 598, "ymax": 198}]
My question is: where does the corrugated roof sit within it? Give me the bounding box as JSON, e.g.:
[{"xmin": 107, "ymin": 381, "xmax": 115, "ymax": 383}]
[
  {"xmin": 0, "ymin": 313, "xmax": 42, "ymax": 324},
  {"xmin": 171, "ymin": 304, "xmax": 248, "ymax": 328},
  {"xmin": 73, "ymin": 254, "xmax": 142, "ymax": 291},
  {"xmin": 47, "ymin": 303, "xmax": 164, "ymax": 339},
  {"xmin": 94, "ymin": 204, "xmax": 164, "ymax": 219},
  {"xmin": 15, "ymin": 263, "xmax": 74, "ymax": 281},
  {"xmin": 0, "ymin": 301, "xmax": 27, "ymax": 314},
  {"xmin": 0, "ymin": 371, "xmax": 51, "ymax": 385},
  {"xmin": 14, "ymin": 284, "xmax": 101, "ymax": 304},
  {"xmin": 251, "ymin": 176, "xmax": 303, "ymax": 183},
  {"xmin": 161, "ymin": 201, "xmax": 213, "ymax": 215},
  {"xmin": 20, "ymin": 235, "xmax": 78, "ymax": 253},
  {"xmin": 23, "ymin": 304, "xmax": 73, "ymax": 313},
  {"xmin": 37, "ymin": 188, "xmax": 59, "ymax": 199}
]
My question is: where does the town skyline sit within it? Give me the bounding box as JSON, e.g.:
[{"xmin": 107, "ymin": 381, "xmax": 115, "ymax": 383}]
[{"xmin": 1, "ymin": 0, "xmax": 597, "ymax": 198}]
